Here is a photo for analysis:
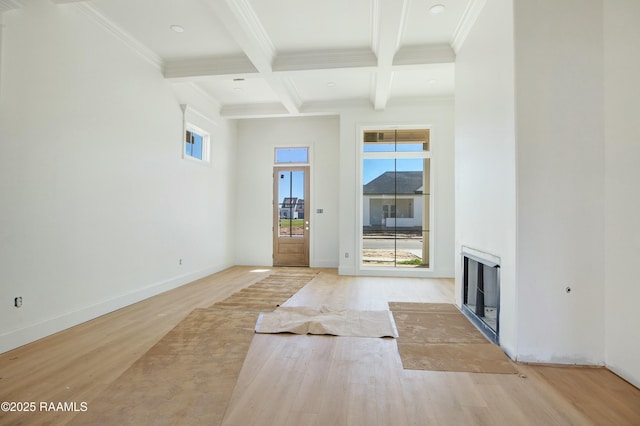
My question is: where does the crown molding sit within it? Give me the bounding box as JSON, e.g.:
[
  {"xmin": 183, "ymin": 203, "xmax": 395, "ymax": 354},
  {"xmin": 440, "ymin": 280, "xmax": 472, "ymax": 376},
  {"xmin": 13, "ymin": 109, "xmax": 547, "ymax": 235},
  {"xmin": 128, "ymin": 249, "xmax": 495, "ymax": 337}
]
[
  {"xmin": 0, "ymin": 0, "xmax": 22, "ymax": 13},
  {"xmin": 180, "ymin": 102, "xmax": 220, "ymax": 126},
  {"xmin": 273, "ymin": 48, "xmax": 377, "ymax": 72},
  {"xmin": 393, "ymin": 44, "xmax": 456, "ymax": 66},
  {"xmin": 164, "ymin": 55, "xmax": 257, "ymax": 80},
  {"xmin": 186, "ymin": 82, "xmax": 222, "ymax": 113},
  {"xmin": 74, "ymin": 3, "xmax": 163, "ymax": 71},
  {"xmin": 451, "ymin": 0, "xmax": 487, "ymax": 53}
]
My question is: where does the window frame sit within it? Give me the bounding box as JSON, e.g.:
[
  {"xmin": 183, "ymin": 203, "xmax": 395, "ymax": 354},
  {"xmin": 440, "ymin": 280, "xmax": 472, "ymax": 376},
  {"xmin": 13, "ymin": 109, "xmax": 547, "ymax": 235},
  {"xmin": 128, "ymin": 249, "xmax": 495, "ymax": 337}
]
[
  {"xmin": 183, "ymin": 122, "xmax": 210, "ymax": 164},
  {"xmin": 274, "ymin": 147, "xmax": 310, "ymax": 165},
  {"xmin": 357, "ymin": 125, "xmax": 434, "ymax": 275}
]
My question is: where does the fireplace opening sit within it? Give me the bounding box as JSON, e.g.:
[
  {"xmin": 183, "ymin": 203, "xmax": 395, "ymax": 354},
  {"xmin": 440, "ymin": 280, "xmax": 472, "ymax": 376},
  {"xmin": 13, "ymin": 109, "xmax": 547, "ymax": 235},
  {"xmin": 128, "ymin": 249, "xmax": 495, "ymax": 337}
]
[{"xmin": 461, "ymin": 250, "xmax": 500, "ymax": 344}]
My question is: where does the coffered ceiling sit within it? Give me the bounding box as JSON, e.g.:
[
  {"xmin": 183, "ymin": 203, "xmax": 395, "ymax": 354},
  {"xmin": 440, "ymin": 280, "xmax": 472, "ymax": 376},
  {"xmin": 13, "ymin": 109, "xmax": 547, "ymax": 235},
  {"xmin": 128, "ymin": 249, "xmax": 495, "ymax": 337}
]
[{"xmin": 37, "ymin": 0, "xmax": 484, "ymax": 118}]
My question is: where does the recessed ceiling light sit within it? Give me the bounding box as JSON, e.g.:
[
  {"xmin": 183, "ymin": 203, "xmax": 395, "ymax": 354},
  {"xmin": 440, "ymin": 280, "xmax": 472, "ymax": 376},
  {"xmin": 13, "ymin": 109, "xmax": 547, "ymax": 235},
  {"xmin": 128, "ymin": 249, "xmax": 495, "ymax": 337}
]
[
  {"xmin": 429, "ymin": 79, "xmax": 438, "ymax": 84},
  {"xmin": 170, "ymin": 25, "xmax": 185, "ymax": 33},
  {"xmin": 327, "ymin": 82, "xmax": 336, "ymax": 87},
  {"xmin": 429, "ymin": 4, "xmax": 445, "ymax": 14}
]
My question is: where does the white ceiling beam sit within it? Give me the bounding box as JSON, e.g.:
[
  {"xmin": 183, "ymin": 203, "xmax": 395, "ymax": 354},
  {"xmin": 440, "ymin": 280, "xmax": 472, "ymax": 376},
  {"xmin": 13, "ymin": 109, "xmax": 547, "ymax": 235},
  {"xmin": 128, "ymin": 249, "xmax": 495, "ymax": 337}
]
[
  {"xmin": 165, "ymin": 48, "xmax": 379, "ymax": 80},
  {"xmin": 372, "ymin": 70, "xmax": 394, "ymax": 111},
  {"xmin": 393, "ymin": 44, "xmax": 456, "ymax": 66},
  {"xmin": 273, "ymin": 48, "xmax": 377, "ymax": 72},
  {"xmin": 301, "ymin": 99, "xmax": 373, "ymax": 115},
  {"xmin": 209, "ymin": 0, "xmax": 274, "ymax": 73},
  {"xmin": 208, "ymin": 0, "xmax": 300, "ymax": 114},
  {"xmin": 222, "ymin": 93, "xmax": 457, "ymax": 120},
  {"xmin": 371, "ymin": 0, "xmax": 410, "ymax": 110},
  {"xmin": 164, "ymin": 55, "xmax": 257, "ymax": 80},
  {"xmin": 164, "ymin": 48, "xmax": 453, "ymax": 81},
  {"xmin": 220, "ymin": 102, "xmax": 290, "ymax": 119}
]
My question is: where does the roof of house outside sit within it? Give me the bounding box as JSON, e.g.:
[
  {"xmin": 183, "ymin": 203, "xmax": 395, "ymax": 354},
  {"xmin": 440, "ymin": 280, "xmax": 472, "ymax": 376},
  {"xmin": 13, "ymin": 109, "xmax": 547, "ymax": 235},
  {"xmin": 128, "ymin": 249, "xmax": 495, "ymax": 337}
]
[
  {"xmin": 363, "ymin": 171, "xmax": 424, "ymax": 195},
  {"xmin": 282, "ymin": 197, "xmax": 298, "ymax": 207}
]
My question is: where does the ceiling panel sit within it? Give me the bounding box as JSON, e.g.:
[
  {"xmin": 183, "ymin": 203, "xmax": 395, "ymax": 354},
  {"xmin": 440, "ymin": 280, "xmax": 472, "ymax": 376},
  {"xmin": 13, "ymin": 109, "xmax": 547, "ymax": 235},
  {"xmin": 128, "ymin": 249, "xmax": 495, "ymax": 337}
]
[
  {"xmin": 91, "ymin": 0, "xmax": 242, "ymax": 60},
  {"xmin": 76, "ymin": 0, "xmax": 465, "ymax": 117},
  {"xmin": 401, "ymin": 0, "xmax": 471, "ymax": 46},
  {"xmin": 290, "ymin": 70, "xmax": 373, "ymax": 103},
  {"xmin": 248, "ymin": 0, "xmax": 373, "ymax": 51},
  {"xmin": 390, "ymin": 64, "xmax": 455, "ymax": 98}
]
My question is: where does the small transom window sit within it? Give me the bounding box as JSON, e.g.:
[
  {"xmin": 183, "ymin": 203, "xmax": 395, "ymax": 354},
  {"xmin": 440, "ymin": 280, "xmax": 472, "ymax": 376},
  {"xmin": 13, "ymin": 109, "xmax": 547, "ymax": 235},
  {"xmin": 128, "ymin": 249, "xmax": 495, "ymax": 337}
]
[{"xmin": 275, "ymin": 147, "xmax": 309, "ymax": 164}]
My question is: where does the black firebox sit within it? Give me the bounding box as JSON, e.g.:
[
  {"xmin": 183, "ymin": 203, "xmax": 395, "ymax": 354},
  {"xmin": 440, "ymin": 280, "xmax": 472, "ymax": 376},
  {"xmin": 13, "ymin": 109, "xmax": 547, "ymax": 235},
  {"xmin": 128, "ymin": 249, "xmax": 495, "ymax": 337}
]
[{"xmin": 461, "ymin": 250, "xmax": 500, "ymax": 344}]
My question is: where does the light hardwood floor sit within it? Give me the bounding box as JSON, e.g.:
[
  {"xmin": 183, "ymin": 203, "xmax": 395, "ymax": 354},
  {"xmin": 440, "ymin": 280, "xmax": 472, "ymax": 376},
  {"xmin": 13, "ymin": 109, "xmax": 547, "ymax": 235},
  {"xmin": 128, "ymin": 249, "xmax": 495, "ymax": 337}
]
[{"xmin": 1, "ymin": 267, "xmax": 639, "ymax": 425}]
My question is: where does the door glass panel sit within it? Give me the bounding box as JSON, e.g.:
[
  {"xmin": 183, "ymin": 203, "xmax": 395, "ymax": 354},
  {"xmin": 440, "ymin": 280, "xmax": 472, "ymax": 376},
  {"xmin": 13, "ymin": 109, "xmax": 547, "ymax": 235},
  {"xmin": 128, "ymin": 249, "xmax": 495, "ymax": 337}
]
[{"xmin": 278, "ymin": 170, "xmax": 305, "ymax": 238}]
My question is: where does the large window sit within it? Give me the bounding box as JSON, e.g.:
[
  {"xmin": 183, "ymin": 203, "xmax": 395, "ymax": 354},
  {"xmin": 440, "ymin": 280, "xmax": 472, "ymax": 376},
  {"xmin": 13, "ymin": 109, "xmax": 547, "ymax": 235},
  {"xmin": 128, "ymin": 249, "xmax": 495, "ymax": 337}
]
[{"xmin": 361, "ymin": 129, "xmax": 431, "ymax": 268}]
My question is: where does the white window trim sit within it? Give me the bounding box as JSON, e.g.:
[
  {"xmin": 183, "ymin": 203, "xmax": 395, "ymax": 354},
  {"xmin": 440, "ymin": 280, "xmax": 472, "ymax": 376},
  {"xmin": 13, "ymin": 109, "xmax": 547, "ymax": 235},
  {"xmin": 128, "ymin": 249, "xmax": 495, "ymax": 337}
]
[
  {"xmin": 356, "ymin": 124, "xmax": 435, "ymax": 277},
  {"xmin": 180, "ymin": 104, "xmax": 212, "ymax": 166},
  {"xmin": 183, "ymin": 122, "xmax": 210, "ymax": 164}
]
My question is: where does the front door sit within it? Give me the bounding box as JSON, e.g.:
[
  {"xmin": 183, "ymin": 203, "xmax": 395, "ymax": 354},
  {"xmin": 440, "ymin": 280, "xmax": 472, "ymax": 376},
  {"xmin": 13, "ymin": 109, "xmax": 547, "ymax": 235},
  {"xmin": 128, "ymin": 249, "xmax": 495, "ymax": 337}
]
[{"xmin": 273, "ymin": 166, "xmax": 309, "ymax": 266}]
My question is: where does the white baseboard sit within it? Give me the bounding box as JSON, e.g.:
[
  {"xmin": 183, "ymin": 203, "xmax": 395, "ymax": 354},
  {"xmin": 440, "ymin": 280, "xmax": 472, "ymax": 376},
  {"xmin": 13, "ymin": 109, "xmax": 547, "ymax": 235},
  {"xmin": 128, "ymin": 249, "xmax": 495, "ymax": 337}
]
[
  {"xmin": 605, "ymin": 363, "xmax": 640, "ymax": 390},
  {"xmin": 0, "ymin": 262, "xmax": 232, "ymax": 355},
  {"xmin": 338, "ymin": 266, "xmax": 356, "ymax": 276},
  {"xmin": 311, "ymin": 259, "xmax": 339, "ymax": 268}
]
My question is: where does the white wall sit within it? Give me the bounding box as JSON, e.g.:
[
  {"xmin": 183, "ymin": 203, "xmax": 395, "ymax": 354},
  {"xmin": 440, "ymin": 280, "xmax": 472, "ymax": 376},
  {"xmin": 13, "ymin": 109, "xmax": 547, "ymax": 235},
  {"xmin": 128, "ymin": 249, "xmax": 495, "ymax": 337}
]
[
  {"xmin": 235, "ymin": 116, "xmax": 340, "ymax": 268},
  {"xmin": 0, "ymin": 1, "xmax": 236, "ymax": 353},
  {"xmin": 456, "ymin": 0, "xmax": 640, "ymax": 386},
  {"xmin": 514, "ymin": 0, "xmax": 605, "ymax": 365},
  {"xmin": 455, "ymin": 0, "xmax": 518, "ymax": 357},
  {"xmin": 604, "ymin": 0, "xmax": 640, "ymax": 388},
  {"xmin": 338, "ymin": 99, "xmax": 455, "ymax": 278}
]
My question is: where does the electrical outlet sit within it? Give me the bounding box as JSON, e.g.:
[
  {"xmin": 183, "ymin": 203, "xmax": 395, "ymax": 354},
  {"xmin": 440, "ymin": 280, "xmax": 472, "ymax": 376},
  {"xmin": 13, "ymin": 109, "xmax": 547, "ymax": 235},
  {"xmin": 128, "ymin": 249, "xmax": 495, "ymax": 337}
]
[{"xmin": 14, "ymin": 297, "xmax": 22, "ymax": 308}]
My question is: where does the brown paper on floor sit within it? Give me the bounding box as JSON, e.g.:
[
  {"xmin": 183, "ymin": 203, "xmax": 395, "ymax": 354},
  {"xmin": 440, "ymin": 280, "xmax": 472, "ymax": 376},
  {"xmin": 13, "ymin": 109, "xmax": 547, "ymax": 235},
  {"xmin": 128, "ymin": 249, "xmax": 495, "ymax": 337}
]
[
  {"xmin": 71, "ymin": 271, "xmax": 319, "ymax": 425},
  {"xmin": 210, "ymin": 270, "xmax": 318, "ymax": 312},
  {"xmin": 255, "ymin": 306, "xmax": 398, "ymax": 338},
  {"xmin": 389, "ymin": 302, "xmax": 517, "ymax": 374},
  {"xmin": 69, "ymin": 308, "xmax": 258, "ymax": 426}
]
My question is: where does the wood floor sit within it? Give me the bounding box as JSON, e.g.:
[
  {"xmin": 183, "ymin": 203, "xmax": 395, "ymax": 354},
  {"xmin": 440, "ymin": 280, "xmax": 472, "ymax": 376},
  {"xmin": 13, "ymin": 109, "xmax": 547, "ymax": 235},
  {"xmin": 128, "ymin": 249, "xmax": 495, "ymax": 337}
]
[{"xmin": 1, "ymin": 266, "xmax": 639, "ymax": 425}]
